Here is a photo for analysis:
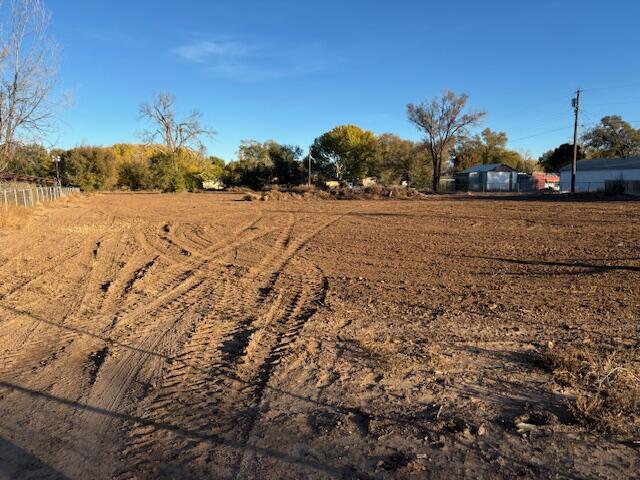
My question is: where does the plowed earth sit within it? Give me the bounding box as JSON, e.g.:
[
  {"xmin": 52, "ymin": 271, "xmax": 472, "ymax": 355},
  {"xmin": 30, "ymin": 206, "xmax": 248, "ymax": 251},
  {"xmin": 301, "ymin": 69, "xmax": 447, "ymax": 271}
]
[{"xmin": 0, "ymin": 192, "xmax": 638, "ymax": 479}]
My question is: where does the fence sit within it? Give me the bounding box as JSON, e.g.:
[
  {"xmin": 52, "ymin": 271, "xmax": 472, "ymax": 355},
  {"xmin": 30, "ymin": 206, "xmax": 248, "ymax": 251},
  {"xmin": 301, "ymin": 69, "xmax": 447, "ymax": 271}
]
[{"xmin": 1, "ymin": 185, "xmax": 80, "ymax": 210}]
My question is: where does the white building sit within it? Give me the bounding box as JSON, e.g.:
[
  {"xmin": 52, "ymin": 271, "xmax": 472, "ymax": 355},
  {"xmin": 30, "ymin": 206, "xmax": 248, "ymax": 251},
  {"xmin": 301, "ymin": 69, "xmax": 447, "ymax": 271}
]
[{"xmin": 559, "ymin": 157, "xmax": 640, "ymax": 192}]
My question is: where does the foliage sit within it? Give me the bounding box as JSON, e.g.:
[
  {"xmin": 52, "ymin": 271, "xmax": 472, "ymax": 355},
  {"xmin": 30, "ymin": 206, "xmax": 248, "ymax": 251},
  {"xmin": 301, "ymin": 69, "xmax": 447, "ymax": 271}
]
[
  {"xmin": 538, "ymin": 143, "xmax": 584, "ymax": 173},
  {"xmin": 310, "ymin": 125, "xmax": 378, "ymax": 182},
  {"xmin": 453, "ymin": 128, "xmax": 542, "ymax": 173},
  {"xmin": 5, "ymin": 143, "xmax": 53, "ymax": 177},
  {"xmin": 61, "ymin": 146, "xmax": 117, "ymax": 191},
  {"xmin": 407, "ymin": 91, "xmax": 485, "ymax": 191},
  {"xmin": 582, "ymin": 115, "xmax": 640, "ymax": 159},
  {"xmin": 374, "ymin": 134, "xmax": 433, "ymax": 187},
  {"xmin": 224, "ymin": 140, "xmax": 304, "ymax": 190}
]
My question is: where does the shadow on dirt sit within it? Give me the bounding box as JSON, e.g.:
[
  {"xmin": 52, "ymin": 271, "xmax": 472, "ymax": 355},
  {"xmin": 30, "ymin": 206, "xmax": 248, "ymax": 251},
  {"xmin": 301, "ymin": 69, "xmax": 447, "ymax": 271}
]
[
  {"xmin": 460, "ymin": 254, "xmax": 640, "ymax": 273},
  {"xmin": 0, "ymin": 435, "xmax": 72, "ymax": 480}
]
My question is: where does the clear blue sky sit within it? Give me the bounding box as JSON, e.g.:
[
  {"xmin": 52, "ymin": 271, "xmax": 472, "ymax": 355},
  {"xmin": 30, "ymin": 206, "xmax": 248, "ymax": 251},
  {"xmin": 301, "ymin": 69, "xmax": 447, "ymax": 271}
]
[{"xmin": 49, "ymin": 0, "xmax": 640, "ymax": 161}]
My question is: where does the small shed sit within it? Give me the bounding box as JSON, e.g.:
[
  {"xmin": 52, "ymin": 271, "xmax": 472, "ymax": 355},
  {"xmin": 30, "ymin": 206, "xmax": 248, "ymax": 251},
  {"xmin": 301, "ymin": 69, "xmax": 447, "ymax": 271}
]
[
  {"xmin": 455, "ymin": 163, "xmax": 518, "ymax": 192},
  {"xmin": 559, "ymin": 157, "xmax": 640, "ymax": 192}
]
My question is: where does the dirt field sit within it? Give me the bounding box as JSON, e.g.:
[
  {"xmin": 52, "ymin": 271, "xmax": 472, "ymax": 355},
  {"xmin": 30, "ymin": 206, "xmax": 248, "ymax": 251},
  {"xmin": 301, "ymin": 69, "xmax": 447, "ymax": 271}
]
[{"xmin": 0, "ymin": 192, "xmax": 638, "ymax": 479}]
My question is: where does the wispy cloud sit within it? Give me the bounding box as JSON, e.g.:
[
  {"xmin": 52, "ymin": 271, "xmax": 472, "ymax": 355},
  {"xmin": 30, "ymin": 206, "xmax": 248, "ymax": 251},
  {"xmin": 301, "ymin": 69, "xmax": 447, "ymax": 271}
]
[
  {"xmin": 170, "ymin": 38, "xmax": 333, "ymax": 82},
  {"xmin": 171, "ymin": 40, "xmax": 253, "ymax": 63}
]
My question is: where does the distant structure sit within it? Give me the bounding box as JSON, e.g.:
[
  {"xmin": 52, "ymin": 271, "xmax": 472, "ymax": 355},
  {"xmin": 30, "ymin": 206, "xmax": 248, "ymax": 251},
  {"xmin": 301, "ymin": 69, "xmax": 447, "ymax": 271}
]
[
  {"xmin": 531, "ymin": 172, "xmax": 560, "ymax": 191},
  {"xmin": 559, "ymin": 157, "xmax": 640, "ymax": 192},
  {"xmin": 455, "ymin": 163, "xmax": 518, "ymax": 192}
]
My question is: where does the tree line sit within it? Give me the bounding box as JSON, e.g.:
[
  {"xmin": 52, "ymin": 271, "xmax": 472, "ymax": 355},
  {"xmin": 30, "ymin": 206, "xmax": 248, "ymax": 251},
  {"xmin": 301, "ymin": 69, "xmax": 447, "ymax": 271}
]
[{"xmin": 1, "ymin": 1, "xmax": 639, "ymax": 192}]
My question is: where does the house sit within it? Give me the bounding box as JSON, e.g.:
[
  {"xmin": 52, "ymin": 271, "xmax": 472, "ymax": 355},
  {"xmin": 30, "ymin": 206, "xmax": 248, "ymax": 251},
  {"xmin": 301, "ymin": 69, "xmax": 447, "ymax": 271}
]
[
  {"xmin": 559, "ymin": 157, "xmax": 640, "ymax": 192},
  {"xmin": 455, "ymin": 163, "xmax": 518, "ymax": 192}
]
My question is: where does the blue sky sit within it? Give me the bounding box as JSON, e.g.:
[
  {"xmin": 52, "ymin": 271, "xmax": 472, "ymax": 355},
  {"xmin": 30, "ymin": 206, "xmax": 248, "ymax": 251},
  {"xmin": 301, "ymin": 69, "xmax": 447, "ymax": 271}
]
[{"xmin": 49, "ymin": 0, "xmax": 640, "ymax": 161}]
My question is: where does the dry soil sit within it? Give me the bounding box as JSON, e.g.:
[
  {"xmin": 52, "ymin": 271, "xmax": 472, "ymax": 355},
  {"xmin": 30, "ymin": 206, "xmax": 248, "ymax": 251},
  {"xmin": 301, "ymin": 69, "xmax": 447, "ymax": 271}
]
[{"xmin": 0, "ymin": 192, "xmax": 638, "ymax": 479}]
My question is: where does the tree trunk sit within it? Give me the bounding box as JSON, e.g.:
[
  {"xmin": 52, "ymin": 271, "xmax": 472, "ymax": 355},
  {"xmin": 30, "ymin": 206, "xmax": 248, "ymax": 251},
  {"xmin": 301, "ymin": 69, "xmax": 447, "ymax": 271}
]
[{"xmin": 432, "ymin": 157, "xmax": 440, "ymax": 192}]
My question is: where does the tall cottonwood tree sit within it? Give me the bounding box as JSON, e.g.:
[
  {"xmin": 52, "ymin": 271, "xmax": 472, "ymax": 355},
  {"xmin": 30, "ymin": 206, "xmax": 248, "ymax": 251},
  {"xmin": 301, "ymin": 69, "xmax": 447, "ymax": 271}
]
[
  {"xmin": 582, "ymin": 115, "xmax": 640, "ymax": 159},
  {"xmin": 139, "ymin": 92, "xmax": 216, "ymax": 154},
  {"xmin": 407, "ymin": 91, "xmax": 485, "ymax": 191},
  {"xmin": 0, "ymin": 0, "xmax": 60, "ymax": 171}
]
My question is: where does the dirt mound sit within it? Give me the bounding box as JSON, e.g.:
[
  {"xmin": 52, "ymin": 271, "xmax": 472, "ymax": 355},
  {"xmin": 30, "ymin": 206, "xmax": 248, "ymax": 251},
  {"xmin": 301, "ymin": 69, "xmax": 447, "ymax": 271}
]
[
  {"xmin": 248, "ymin": 185, "xmax": 426, "ymax": 201},
  {"xmin": 331, "ymin": 184, "xmax": 426, "ymax": 200}
]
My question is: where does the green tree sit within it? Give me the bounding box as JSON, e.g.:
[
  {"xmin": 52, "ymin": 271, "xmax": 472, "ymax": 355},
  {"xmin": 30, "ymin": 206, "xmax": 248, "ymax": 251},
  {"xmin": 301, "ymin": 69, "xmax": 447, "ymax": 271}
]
[
  {"xmin": 538, "ymin": 143, "xmax": 584, "ymax": 173},
  {"xmin": 270, "ymin": 144, "xmax": 304, "ymax": 186},
  {"xmin": 407, "ymin": 91, "xmax": 485, "ymax": 191},
  {"xmin": 149, "ymin": 151, "xmax": 186, "ymax": 192},
  {"xmin": 62, "ymin": 147, "xmax": 118, "ymax": 191},
  {"xmin": 310, "ymin": 125, "xmax": 378, "ymax": 182},
  {"xmin": 6, "ymin": 143, "xmax": 52, "ymax": 177},
  {"xmin": 223, "ymin": 140, "xmax": 304, "ymax": 189},
  {"xmin": 453, "ymin": 128, "xmax": 542, "ymax": 173},
  {"xmin": 375, "ymin": 134, "xmax": 432, "ymax": 186},
  {"xmin": 582, "ymin": 115, "xmax": 640, "ymax": 158}
]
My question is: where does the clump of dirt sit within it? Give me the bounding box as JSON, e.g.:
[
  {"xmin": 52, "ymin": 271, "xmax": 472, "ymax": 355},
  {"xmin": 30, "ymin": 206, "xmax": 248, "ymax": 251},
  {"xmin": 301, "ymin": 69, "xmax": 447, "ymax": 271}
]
[
  {"xmin": 541, "ymin": 343, "xmax": 640, "ymax": 436},
  {"xmin": 86, "ymin": 347, "xmax": 109, "ymax": 385}
]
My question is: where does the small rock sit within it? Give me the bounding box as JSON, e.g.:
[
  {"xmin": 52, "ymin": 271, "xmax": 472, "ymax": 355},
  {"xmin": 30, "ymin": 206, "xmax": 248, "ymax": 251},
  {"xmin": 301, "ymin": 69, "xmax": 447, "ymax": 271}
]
[
  {"xmin": 416, "ymin": 453, "xmax": 428, "ymax": 459},
  {"xmin": 477, "ymin": 423, "xmax": 487, "ymax": 436}
]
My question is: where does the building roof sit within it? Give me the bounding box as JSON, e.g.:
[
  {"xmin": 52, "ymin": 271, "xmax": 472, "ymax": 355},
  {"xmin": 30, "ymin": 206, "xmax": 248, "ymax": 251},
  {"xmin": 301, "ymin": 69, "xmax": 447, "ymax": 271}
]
[
  {"xmin": 559, "ymin": 156, "xmax": 640, "ymax": 172},
  {"xmin": 461, "ymin": 163, "xmax": 514, "ymax": 174}
]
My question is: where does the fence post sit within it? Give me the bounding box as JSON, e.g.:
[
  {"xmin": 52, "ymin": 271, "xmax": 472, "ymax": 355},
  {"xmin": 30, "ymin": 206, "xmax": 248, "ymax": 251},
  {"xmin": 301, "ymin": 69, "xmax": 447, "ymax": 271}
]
[{"xmin": 2, "ymin": 190, "xmax": 7, "ymax": 211}]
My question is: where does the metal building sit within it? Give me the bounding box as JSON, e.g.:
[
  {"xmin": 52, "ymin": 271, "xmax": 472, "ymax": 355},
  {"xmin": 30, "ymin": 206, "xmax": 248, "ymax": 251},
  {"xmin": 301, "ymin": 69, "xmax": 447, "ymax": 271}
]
[
  {"xmin": 455, "ymin": 163, "xmax": 519, "ymax": 192},
  {"xmin": 559, "ymin": 157, "xmax": 640, "ymax": 192}
]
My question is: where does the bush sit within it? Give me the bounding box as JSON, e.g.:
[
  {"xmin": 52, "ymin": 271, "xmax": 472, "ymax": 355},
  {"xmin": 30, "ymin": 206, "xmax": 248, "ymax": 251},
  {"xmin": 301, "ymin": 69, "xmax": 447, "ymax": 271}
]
[{"xmin": 62, "ymin": 147, "xmax": 118, "ymax": 191}]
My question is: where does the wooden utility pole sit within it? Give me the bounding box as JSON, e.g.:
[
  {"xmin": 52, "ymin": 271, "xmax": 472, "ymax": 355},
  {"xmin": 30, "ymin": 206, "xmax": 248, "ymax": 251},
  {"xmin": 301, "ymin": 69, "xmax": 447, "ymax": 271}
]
[
  {"xmin": 571, "ymin": 89, "xmax": 581, "ymax": 194},
  {"xmin": 308, "ymin": 151, "xmax": 312, "ymax": 187}
]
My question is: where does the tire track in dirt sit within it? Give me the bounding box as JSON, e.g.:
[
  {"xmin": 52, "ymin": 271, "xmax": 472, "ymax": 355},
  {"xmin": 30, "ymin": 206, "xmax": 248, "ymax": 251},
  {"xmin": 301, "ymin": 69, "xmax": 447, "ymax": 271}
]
[
  {"xmin": 117, "ymin": 213, "xmax": 341, "ymax": 478},
  {"xmin": 0, "ymin": 214, "xmax": 271, "ymax": 381}
]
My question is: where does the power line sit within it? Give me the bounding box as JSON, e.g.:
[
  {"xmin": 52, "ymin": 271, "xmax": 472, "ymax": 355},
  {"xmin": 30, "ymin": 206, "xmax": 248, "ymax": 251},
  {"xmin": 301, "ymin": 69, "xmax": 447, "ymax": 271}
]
[{"xmin": 509, "ymin": 126, "xmax": 572, "ymax": 143}]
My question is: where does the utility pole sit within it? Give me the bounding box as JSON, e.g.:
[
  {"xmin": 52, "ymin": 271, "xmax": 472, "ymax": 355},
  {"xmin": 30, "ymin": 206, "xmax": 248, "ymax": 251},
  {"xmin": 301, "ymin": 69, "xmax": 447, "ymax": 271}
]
[
  {"xmin": 53, "ymin": 155, "xmax": 61, "ymax": 186},
  {"xmin": 308, "ymin": 151, "xmax": 312, "ymax": 187},
  {"xmin": 571, "ymin": 89, "xmax": 581, "ymax": 194}
]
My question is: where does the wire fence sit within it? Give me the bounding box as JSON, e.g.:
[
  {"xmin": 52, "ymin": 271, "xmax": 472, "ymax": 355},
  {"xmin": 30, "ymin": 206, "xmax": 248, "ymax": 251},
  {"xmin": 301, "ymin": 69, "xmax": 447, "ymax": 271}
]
[{"xmin": 1, "ymin": 185, "xmax": 80, "ymax": 210}]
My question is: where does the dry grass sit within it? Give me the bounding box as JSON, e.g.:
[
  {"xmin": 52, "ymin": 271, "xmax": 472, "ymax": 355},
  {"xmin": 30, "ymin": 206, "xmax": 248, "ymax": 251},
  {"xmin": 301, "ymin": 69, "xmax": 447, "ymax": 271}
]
[
  {"xmin": 542, "ymin": 343, "xmax": 640, "ymax": 436},
  {"xmin": 0, "ymin": 206, "xmax": 30, "ymax": 229}
]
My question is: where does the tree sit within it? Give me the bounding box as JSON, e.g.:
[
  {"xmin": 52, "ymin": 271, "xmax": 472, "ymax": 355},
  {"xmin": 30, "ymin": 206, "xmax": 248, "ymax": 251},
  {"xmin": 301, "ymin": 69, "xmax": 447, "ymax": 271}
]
[
  {"xmin": 5, "ymin": 143, "xmax": 51, "ymax": 176},
  {"xmin": 0, "ymin": 0, "xmax": 60, "ymax": 170},
  {"xmin": 452, "ymin": 128, "xmax": 539, "ymax": 173},
  {"xmin": 407, "ymin": 91, "xmax": 485, "ymax": 191},
  {"xmin": 62, "ymin": 147, "xmax": 117, "ymax": 191},
  {"xmin": 375, "ymin": 133, "xmax": 432, "ymax": 186},
  {"xmin": 223, "ymin": 140, "xmax": 304, "ymax": 190},
  {"xmin": 582, "ymin": 115, "xmax": 640, "ymax": 158},
  {"xmin": 270, "ymin": 144, "xmax": 304, "ymax": 185},
  {"xmin": 139, "ymin": 92, "xmax": 215, "ymax": 154},
  {"xmin": 310, "ymin": 125, "xmax": 378, "ymax": 182},
  {"xmin": 538, "ymin": 143, "xmax": 584, "ymax": 173}
]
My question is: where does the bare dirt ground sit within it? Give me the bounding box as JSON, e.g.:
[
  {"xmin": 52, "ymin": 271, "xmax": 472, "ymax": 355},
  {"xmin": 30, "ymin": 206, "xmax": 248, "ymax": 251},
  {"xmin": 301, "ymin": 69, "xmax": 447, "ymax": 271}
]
[{"xmin": 0, "ymin": 192, "xmax": 638, "ymax": 479}]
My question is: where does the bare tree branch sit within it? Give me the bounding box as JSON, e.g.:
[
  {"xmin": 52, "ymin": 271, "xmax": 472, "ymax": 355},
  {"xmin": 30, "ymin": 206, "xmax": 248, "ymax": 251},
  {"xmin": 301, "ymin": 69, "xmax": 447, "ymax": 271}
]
[
  {"xmin": 138, "ymin": 92, "xmax": 216, "ymax": 155},
  {"xmin": 0, "ymin": 0, "xmax": 60, "ymax": 171}
]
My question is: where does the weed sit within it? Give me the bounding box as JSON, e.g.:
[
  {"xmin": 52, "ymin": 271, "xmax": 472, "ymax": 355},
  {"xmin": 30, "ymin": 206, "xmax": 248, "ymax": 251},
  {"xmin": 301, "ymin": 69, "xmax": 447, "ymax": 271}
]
[{"xmin": 542, "ymin": 343, "xmax": 640, "ymax": 436}]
